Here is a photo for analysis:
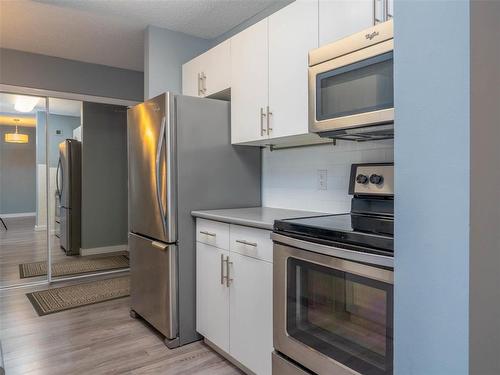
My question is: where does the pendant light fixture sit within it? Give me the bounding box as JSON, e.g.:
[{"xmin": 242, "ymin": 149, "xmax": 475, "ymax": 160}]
[{"xmin": 5, "ymin": 121, "xmax": 29, "ymax": 144}]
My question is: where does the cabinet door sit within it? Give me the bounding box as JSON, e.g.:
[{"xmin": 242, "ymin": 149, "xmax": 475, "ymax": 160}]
[
  {"xmin": 196, "ymin": 242, "xmax": 230, "ymax": 352},
  {"xmin": 230, "ymin": 18, "xmax": 269, "ymax": 144},
  {"xmin": 319, "ymin": 0, "xmax": 374, "ymax": 46},
  {"xmin": 268, "ymin": 0, "xmax": 318, "ymax": 139},
  {"xmin": 182, "ymin": 57, "xmax": 203, "ymax": 97},
  {"xmin": 229, "ymin": 253, "xmax": 273, "ymax": 375},
  {"xmin": 203, "ymin": 40, "xmax": 231, "ymax": 97}
]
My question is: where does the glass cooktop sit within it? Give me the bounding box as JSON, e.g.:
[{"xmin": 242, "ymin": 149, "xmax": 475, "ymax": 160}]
[{"xmin": 274, "ymin": 213, "xmax": 394, "ymax": 253}]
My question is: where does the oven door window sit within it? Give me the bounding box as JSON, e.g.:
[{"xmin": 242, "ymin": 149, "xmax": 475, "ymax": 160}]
[
  {"xmin": 287, "ymin": 258, "xmax": 393, "ymax": 375},
  {"xmin": 316, "ymin": 52, "xmax": 393, "ymax": 121}
]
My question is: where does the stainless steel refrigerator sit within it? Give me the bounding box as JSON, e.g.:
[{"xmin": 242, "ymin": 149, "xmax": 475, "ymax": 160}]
[
  {"xmin": 127, "ymin": 93, "xmax": 261, "ymax": 348},
  {"xmin": 56, "ymin": 139, "xmax": 82, "ymax": 256}
]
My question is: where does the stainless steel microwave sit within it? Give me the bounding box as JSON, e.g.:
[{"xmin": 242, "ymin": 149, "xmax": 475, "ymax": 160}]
[{"xmin": 308, "ymin": 21, "xmax": 394, "ymax": 140}]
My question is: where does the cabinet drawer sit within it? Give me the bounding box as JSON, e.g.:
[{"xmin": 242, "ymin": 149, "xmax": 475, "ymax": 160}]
[
  {"xmin": 196, "ymin": 219, "xmax": 230, "ymax": 250},
  {"xmin": 230, "ymin": 224, "xmax": 273, "ymax": 263}
]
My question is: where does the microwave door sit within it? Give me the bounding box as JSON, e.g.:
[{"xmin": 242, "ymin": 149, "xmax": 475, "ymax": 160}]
[{"xmin": 309, "ymin": 37, "xmax": 394, "ymax": 135}]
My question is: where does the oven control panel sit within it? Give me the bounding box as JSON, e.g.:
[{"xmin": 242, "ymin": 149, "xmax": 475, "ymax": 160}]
[{"xmin": 349, "ymin": 163, "xmax": 394, "ymax": 196}]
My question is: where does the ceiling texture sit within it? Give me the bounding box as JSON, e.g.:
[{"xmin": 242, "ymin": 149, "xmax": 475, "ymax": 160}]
[{"xmin": 0, "ymin": 0, "xmax": 283, "ymax": 72}]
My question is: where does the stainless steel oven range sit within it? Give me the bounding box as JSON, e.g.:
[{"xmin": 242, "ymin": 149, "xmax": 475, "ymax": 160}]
[{"xmin": 272, "ymin": 163, "xmax": 394, "ymax": 375}]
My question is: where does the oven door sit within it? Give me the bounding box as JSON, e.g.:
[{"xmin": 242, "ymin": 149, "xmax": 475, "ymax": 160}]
[
  {"xmin": 274, "ymin": 242, "xmax": 393, "ymax": 375},
  {"xmin": 308, "ymin": 39, "xmax": 394, "ymax": 134}
]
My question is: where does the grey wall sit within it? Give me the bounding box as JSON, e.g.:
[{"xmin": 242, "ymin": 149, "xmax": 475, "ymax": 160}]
[
  {"xmin": 0, "ymin": 48, "xmax": 143, "ymax": 101},
  {"xmin": 394, "ymin": 1, "xmax": 470, "ymax": 374},
  {"xmin": 144, "ymin": 26, "xmax": 211, "ymax": 99},
  {"xmin": 0, "ymin": 125, "xmax": 36, "ymax": 214},
  {"xmin": 36, "ymin": 112, "xmax": 80, "ymax": 167},
  {"xmin": 81, "ymin": 102, "xmax": 127, "ymax": 249},
  {"xmin": 469, "ymin": 1, "xmax": 500, "ymax": 374}
]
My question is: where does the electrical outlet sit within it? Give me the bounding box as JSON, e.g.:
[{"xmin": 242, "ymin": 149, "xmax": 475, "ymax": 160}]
[{"xmin": 317, "ymin": 169, "xmax": 328, "ymax": 190}]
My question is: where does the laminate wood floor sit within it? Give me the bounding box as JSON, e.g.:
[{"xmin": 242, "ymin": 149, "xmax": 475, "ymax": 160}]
[
  {"xmin": 0, "ymin": 217, "xmax": 126, "ymax": 288},
  {"xmin": 0, "ymin": 276, "xmax": 242, "ymax": 375}
]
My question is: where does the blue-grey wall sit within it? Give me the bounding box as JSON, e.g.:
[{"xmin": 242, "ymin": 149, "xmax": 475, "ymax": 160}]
[
  {"xmin": 394, "ymin": 1, "xmax": 470, "ymax": 374},
  {"xmin": 36, "ymin": 112, "xmax": 81, "ymax": 167},
  {"xmin": 0, "ymin": 48, "xmax": 143, "ymax": 101},
  {"xmin": 0, "ymin": 125, "xmax": 36, "ymax": 214},
  {"xmin": 144, "ymin": 26, "xmax": 211, "ymax": 99}
]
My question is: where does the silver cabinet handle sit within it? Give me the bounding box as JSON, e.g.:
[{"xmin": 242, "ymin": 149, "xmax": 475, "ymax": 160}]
[
  {"xmin": 220, "ymin": 254, "xmax": 225, "ymax": 285},
  {"xmin": 152, "ymin": 241, "xmax": 168, "ymax": 250},
  {"xmin": 385, "ymin": 0, "xmax": 392, "ymax": 19},
  {"xmin": 266, "ymin": 106, "xmax": 272, "ymax": 134},
  {"xmin": 201, "ymin": 72, "xmax": 207, "ymax": 94},
  {"xmin": 200, "ymin": 230, "xmax": 216, "ymax": 237},
  {"xmin": 260, "ymin": 107, "xmax": 267, "ymax": 136},
  {"xmin": 235, "ymin": 239, "xmax": 257, "ymax": 247},
  {"xmin": 225, "ymin": 256, "xmax": 233, "ymax": 287},
  {"xmin": 197, "ymin": 73, "xmax": 202, "ymax": 96},
  {"xmin": 373, "ymin": 0, "xmax": 383, "ymax": 24}
]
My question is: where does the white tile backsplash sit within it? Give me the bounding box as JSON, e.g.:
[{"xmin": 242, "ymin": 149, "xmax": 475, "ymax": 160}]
[{"xmin": 262, "ymin": 139, "xmax": 394, "ymax": 213}]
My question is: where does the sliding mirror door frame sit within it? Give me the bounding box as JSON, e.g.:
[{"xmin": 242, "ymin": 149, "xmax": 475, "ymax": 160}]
[{"xmin": 0, "ymin": 84, "xmax": 137, "ymax": 286}]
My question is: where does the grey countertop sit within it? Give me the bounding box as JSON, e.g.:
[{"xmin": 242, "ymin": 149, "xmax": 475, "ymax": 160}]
[{"xmin": 191, "ymin": 207, "xmax": 325, "ymax": 230}]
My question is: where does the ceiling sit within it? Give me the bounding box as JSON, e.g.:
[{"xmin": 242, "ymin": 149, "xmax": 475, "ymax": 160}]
[
  {"xmin": 0, "ymin": 0, "xmax": 283, "ymax": 71},
  {"xmin": 0, "ymin": 93, "xmax": 81, "ymax": 127}
]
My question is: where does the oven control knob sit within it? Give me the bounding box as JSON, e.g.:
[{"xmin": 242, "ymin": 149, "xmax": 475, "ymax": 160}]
[
  {"xmin": 356, "ymin": 174, "xmax": 369, "ymax": 184},
  {"xmin": 369, "ymin": 174, "xmax": 384, "ymax": 185}
]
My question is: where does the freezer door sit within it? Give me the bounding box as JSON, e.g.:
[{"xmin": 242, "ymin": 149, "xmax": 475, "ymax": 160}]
[
  {"xmin": 59, "ymin": 207, "xmax": 70, "ymax": 251},
  {"xmin": 129, "ymin": 233, "xmax": 178, "ymax": 339},
  {"xmin": 127, "ymin": 93, "xmax": 176, "ymax": 243}
]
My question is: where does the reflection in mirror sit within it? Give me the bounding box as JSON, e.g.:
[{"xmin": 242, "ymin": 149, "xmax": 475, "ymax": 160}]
[
  {"xmin": 45, "ymin": 98, "xmax": 82, "ymax": 277},
  {"xmin": 0, "ymin": 92, "xmax": 47, "ymax": 287},
  {"xmin": 48, "ymin": 99, "xmax": 129, "ymax": 280}
]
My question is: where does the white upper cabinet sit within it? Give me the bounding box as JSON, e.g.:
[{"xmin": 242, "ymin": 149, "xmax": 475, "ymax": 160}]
[
  {"xmin": 183, "ymin": 0, "xmax": 391, "ymax": 146},
  {"xmin": 268, "ymin": 0, "xmax": 318, "ymax": 139},
  {"xmin": 319, "ymin": 0, "xmax": 374, "ymax": 45},
  {"xmin": 182, "ymin": 40, "xmax": 230, "ymax": 98},
  {"xmin": 230, "ymin": 19, "xmax": 269, "ymax": 144}
]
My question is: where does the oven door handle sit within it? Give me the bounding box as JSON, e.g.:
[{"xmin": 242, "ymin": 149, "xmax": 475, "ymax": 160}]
[{"xmin": 271, "ymin": 232, "xmax": 394, "ymax": 269}]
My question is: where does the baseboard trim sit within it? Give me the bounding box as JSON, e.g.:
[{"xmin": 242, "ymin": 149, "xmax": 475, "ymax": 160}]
[
  {"xmin": 0, "ymin": 212, "xmax": 36, "ymax": 218},
  {"xmin": 34, "ymin": 225, "xmax": 56, "ymax": 234},
  {"xmin": 204, "ymin": 338, "xmax": 255, "ymax": 375},
  {"xmin": 80, "ymin": 244, "xmax": 128, "ymax": 256}
]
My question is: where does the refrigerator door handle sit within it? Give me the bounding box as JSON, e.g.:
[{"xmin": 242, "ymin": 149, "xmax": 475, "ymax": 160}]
[
  {"xmin": 56, "ymin": 158, "xmax": 61, "ymax": 198},
  {"xmin": 155, "ymin": 116, "xmax": 167, "ymax": 236}
]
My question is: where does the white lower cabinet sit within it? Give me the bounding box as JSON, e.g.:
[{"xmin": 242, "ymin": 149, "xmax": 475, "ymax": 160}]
[
  {"xmin": 196, "ymin": 219, "xmax": 273, "ymax": 375},
  {"xmin": 196, "ymin": 242, "xmax": 230, "ymax": 353},
  {"xmin": 229, "ymin": 252, "xmax": 273, "ymax": 375}
]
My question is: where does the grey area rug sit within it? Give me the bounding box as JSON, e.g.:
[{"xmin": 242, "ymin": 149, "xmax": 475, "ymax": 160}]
[
  {"xmin": 19, "ymin": 255, "xmax": 129, "ymax": 278},
  {"xmin": 26, "ymin": 276, "xmax": 130, "ymax": 316}
]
